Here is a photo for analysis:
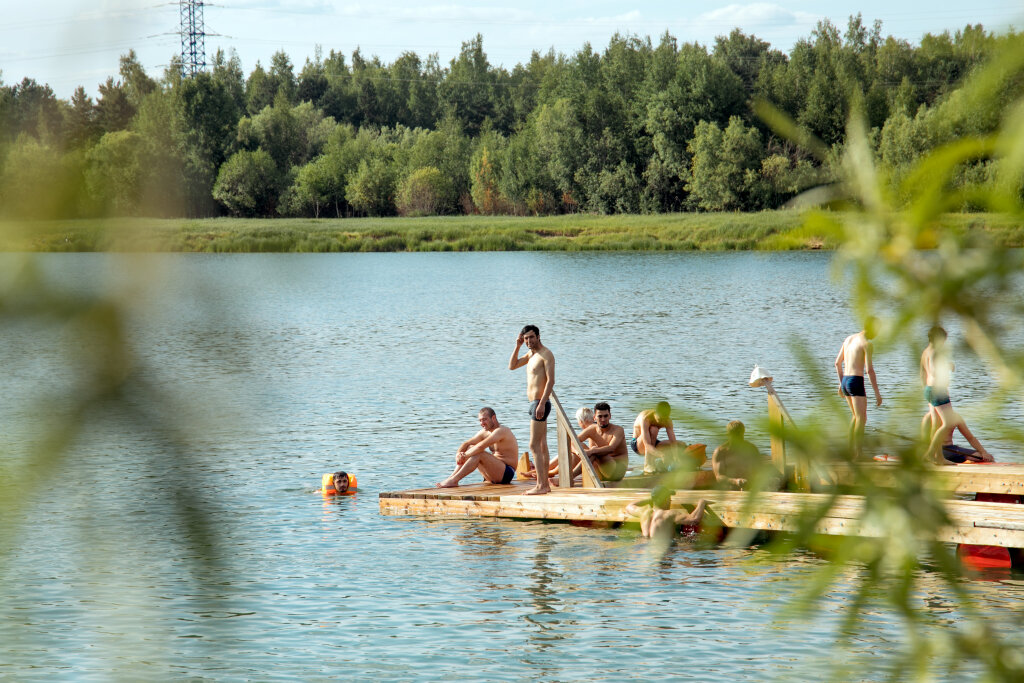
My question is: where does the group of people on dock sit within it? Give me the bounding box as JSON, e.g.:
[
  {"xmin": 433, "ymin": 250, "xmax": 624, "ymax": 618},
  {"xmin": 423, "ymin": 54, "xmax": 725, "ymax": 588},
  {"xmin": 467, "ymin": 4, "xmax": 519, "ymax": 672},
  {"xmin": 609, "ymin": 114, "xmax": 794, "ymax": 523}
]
[
  {"xmin": 835, "ymin": 318, "xmax": 993, "ymax": 464},
  {"xmin": 437, "ymin": 319, "xmax": 995, "ymax": 506},
  {"xmin": 435, "ymin": 324, "xmax": 773, "ymax": 497}
]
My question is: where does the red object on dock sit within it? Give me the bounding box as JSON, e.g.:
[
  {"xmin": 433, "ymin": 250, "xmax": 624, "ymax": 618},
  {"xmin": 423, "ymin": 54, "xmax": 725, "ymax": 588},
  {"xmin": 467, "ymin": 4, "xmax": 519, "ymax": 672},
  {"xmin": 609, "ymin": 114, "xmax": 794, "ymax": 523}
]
[{"xmin": 958, "ymin": 492, "xmax": 1022, "ymax": 570}]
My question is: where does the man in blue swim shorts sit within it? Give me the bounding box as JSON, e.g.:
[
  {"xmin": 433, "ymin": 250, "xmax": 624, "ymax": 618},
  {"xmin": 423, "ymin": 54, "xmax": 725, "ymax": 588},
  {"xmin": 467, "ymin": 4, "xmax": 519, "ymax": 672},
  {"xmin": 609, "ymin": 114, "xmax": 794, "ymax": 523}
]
[
  {"xmin": 835, "ymin": 318, "xmax": 883, "ymax": 459},
  {"xmin": 509, "ymin": 325, "xmax": 555, "ymax": 495},
  {"xmin": 436, "ymin": 407, "xmax": 520, "ymax": 488},
  {"xmin": 919, "ymin": 326, "xmax": 993, "ymax": 464}
]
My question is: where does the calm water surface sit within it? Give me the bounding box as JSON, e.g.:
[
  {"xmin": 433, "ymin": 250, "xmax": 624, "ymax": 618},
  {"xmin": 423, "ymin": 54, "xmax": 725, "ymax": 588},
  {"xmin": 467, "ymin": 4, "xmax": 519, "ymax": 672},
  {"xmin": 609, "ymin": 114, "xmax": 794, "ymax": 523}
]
[{"xmin": 1, "ymin": 252, "xmax": 1022, "ymax": 681}]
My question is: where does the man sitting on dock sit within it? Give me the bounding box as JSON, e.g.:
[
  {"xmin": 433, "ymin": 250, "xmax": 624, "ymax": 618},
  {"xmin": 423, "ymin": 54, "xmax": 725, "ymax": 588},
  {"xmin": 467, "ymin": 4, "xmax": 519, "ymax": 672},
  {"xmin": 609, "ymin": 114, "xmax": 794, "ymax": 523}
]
[
  {"xmin": 435, "ymin": 407, "xmax": 519, "ymax": 488},
  {"xmin": 632, "ymin": 401, "xmax": 684, "ymax": 473},
  {"xmin": 624, "ymin": 486, "xmax": 708, "ymax": 540},
  {"xmin": 574, "ymin": 402, "xmax": 629, "ymax": 482},
  {"xmin": 835, "ymin": 318, "xmax": 883, "ymax": 459},
  {"xmin": 712, "ymin": 420, "xmax": 777, "ymax": 490}
]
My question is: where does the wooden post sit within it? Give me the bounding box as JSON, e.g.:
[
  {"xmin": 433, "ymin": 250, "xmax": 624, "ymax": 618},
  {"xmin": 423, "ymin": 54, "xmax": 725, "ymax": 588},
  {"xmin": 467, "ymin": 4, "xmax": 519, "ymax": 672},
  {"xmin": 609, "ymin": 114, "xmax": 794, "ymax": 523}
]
[
  {"xmin": 764, "ymin": 380, "xmax": 810, "ymax": 491},
  {"xmin": 767, "ymin": 393, "xmax": 787, "ymax": 473},
  {"xmin": 550, "ymin": 392, "xmax": 604, "ymax": 489},
  {"xmin": 556, "ymin": 414, "xmax": 571, "ymax": 488}
]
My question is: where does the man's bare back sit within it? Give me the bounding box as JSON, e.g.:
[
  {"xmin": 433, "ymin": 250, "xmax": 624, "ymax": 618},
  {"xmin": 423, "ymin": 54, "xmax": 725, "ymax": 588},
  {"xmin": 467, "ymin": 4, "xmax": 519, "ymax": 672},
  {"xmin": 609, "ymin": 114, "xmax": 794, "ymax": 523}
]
[{"xmin": 840, "ymin": 332, "xmax": 870, "ymax": 376}]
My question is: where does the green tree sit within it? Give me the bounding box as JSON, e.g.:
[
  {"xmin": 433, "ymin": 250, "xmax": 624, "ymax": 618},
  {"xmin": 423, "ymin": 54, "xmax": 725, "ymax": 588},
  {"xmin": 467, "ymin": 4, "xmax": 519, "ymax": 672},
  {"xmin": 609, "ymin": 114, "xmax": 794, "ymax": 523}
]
[
  {"xmin": 212, "ymin": 149, "xmax": 280, "ymax": 217},
  {"xmin": 245, "ymin": 62, "xmax": 275, "ymax": 115},
  {"xmin": 345, "ymin": 156, "xmax": 397, "ymax": 216},
  {"xmin": 686, "ymin": 116, "xmax": 765, "ymax": 210},
  {"xmin": 95, "ymin": 77, "xmax": 134, "ymax": 134},
  {"xmin": 118, "ymin": 50, "xmax": 157, "ymax": 109},
  {"xmin": 437, "ymin": 34, "xmax": 495, "ymax": 135},
  {"xmin": 0, "ymin": 135, "xmax": 84, "ymax": 218},
  {"xmin": 65, "ymin": 86, "xmax": 99, "ymax": 149},
  {"xmin": 395, "ymin": 166, "xmax": 451, "ymax": 216},
  {"xmin": 84, "ymin": 130, "xmax": 146, "ymax": 215}
]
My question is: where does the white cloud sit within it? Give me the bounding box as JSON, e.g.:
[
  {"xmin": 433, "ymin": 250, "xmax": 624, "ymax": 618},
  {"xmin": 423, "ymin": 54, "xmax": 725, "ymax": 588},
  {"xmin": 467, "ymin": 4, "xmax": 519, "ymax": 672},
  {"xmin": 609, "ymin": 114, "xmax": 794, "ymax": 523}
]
[{"xmin": 697, "ymin": 3, "xmax": 818, "ymax": 28}]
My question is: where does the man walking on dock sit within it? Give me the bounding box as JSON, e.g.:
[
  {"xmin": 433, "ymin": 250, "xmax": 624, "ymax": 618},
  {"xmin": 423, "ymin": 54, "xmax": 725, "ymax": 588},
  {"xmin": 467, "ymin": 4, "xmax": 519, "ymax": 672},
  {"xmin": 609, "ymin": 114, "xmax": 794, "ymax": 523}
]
[
  {"xmin": 510, "ymin": 325, "xmax": 555, "ymax": 495},
  {"xmin": 835, "ymin": 317, "xmax": 883, "ymax": 459}
]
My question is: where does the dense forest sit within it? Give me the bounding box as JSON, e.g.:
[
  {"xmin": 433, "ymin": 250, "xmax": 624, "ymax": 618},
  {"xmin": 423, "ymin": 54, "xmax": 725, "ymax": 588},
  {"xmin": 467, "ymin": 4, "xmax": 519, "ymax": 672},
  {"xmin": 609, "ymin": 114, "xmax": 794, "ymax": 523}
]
[{"xmin": 0, "ymin": 16, "xmax": 1018, "ymax": 219}]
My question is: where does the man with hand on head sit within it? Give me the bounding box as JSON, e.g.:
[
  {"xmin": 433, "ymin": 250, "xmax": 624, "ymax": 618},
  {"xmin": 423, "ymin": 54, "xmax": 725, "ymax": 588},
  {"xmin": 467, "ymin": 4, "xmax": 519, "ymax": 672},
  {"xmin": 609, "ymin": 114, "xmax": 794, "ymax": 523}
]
[{"xmin": 509, "ymin": 325, "xmax": 555, "ymax": 495}]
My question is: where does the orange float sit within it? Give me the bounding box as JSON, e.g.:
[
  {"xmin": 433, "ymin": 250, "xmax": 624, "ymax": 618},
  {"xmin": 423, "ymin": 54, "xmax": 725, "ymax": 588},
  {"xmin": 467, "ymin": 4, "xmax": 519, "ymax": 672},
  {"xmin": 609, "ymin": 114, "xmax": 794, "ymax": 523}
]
[{"xmin": 322, "ymin": 471, "xmax": 358, "ymax": 496}]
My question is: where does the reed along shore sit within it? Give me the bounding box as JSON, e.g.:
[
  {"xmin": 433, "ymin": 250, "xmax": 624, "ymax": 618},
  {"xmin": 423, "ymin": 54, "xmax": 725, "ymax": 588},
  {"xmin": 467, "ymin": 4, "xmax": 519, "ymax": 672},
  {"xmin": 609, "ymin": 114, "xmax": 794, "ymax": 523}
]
[{"xmin": 2, "ymin": 212, "xmax": 1021, "ymax": 253}]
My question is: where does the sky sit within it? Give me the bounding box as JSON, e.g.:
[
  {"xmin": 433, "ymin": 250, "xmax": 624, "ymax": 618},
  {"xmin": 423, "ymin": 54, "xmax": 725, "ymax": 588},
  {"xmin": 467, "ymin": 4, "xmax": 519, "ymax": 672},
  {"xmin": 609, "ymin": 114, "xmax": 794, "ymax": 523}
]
[{"xmin": 2, "ymin": 0, "xmax": 1022, "ymax": 99}]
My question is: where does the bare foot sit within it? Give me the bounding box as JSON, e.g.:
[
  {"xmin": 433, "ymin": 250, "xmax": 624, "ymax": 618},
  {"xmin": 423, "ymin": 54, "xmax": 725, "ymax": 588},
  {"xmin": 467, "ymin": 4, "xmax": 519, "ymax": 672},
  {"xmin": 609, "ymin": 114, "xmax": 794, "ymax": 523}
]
[
  {"xmin": 435, "ymin": 479, "xmax": 459, "ymax": 488},
  {"xmin": 523, "ymin": 484, "xmax": 550, "ymax": 495}
]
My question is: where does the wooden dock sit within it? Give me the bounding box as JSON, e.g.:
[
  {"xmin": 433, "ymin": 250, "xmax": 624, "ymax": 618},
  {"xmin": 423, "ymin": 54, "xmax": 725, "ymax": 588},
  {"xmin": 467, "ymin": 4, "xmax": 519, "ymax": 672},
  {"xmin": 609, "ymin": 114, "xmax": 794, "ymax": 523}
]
[
  {"xmin": 378, "ymin": 480, "xmax": 1024, "ymax": 550},
  {"xmin": 381, "ymin": 388, "xmax": 1024, "ymax": 562}
]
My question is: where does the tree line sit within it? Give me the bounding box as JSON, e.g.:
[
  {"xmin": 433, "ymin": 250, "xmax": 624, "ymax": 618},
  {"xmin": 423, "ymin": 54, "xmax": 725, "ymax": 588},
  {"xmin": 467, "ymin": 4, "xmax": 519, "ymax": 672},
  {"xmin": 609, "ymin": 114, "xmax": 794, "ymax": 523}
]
[{"xmin": 0, "ymin": 16, "xmax": 1016, "ymax": 219}]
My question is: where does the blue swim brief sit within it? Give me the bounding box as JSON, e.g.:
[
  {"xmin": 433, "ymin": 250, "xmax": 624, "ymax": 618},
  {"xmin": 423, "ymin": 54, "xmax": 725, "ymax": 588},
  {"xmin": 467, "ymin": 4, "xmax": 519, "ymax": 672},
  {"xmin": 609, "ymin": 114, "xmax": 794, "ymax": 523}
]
[
  {"xmin": 529, "ymin": 399, "xmax": 551, "ymax": 422},
  {"xmin": 841, "ymin": 375, "xmax": 866, "ymax": 397},
  {"xmin": 499, "ymin": 463, "xmax": 515, "ymax": 485},
  {"xmin": 629, "ymin": 437, "xmax": 661, "ymax": 454},
  {"xmin": 924, "ymin": 386, "xmax": 951, "ymax": 407}
]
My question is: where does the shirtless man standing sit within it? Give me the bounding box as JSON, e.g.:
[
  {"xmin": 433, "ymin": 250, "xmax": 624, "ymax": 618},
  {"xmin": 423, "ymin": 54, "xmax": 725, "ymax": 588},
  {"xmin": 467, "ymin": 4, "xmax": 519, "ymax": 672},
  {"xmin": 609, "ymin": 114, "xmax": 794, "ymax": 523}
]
[
  {"xmin": 574, "ymin": 402, "xmax": 629, "ymax": 482},
  {"xmin": 835, "ymin": 317, "xmax": 883, "ymax": 459},
  {"xmin": 509, "ymin": 325, "xmax": 555, "ymax": 495},
  {"xmin": 436, "ymin": 407, "xmax": 519, "ymax": 488},
  {"xmin": 632, "ymin": 401, "xmax": 683, "ymax": 473}
]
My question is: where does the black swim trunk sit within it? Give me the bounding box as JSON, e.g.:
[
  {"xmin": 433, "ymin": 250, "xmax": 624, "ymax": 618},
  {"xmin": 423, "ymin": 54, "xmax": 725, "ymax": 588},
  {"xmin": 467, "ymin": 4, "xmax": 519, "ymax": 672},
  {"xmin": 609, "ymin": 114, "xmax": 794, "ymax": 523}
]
[
  {"xmin": 630, "ymin": 437, "xmax": 661, "ymax": 454},
  {"xmin": 841, "ymin": 375, "xmax": 866, "ymax": 397},
  {"xmin": 499, "ymin": 463, "xmax": 515, "ymax": 485},
  {"xmin": 942, "ymin": 444, "xmax": 977, "ymax": 464},
  {"xmin": 529, "ymin": 399, "xmax": 551, "ymax": 422}
]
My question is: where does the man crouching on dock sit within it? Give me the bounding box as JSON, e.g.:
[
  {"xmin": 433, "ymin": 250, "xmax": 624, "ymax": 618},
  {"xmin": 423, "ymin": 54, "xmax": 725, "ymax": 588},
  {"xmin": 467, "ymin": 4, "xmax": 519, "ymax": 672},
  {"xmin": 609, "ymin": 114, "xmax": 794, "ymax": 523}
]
[
  {"xmin": 436, "ymin": 407, "xmax": 519, "ymax": 488},
  {"xmin": 510, "ymin": 325, "xmax": 555, "ymax": 495}
]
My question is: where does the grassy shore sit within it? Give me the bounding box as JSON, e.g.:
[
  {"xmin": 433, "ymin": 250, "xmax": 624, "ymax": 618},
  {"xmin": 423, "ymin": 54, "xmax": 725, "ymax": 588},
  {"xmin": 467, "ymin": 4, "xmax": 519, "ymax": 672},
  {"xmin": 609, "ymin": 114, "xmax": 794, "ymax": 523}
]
[{"xmin": 1, "ymin": 211, "xmax": 1021, "ymax": 252}]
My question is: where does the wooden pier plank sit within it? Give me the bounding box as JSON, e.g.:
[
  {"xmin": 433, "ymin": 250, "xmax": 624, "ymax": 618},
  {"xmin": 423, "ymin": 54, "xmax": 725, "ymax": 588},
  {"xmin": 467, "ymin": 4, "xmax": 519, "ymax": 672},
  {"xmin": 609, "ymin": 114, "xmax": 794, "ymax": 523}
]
[
  {"xmin": 379, "ymin": 484, "xmax": 1024, "ymax": 549},
  {"xmin": 831, "ymin": 462, "xmax": 1024, "ymax": 495}
]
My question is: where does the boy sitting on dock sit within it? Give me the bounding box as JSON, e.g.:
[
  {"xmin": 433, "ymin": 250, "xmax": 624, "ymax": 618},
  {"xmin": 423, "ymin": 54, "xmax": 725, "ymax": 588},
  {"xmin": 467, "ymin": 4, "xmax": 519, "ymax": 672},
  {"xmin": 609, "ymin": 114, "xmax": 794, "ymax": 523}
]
[
  {"xmin": 624, "ymin": 486, "xmax": 708, "ymax": 540},
  {"xmin": 632, "ymin": 401, "xmax": 685, "ymax": 473},
  {"xmin": 436, "ymin": 407, "xmax": 519, "ymax": 488}
]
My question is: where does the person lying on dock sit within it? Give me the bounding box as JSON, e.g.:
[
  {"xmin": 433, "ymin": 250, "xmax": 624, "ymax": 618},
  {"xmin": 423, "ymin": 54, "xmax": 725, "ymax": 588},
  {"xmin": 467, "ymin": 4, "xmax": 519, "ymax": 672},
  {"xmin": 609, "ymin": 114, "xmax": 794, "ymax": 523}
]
[
  {"xmin": 938, "ymin": 410, "xmax": 994, "ymax": 464},
  {"xmin": 632, "ymin": 401, "xmax": 685, "ymax": 473},
  {"xmin": 435, "ymin": 407, "xmax": 519, "ymax": 488},
  {"xmin": 623, "ymin": 486, "xmax": 708, "ymax": 540},
  {"xmin": 712, "ymin": 420, "xmax": 780, "ymax": 490},
  {"xmin": 573, "ymin": 402, "xmax": 628, "ymax": 482},
  {"xmin": 835, "ymin": 318, "xmax": 883, "ymax": 460}
]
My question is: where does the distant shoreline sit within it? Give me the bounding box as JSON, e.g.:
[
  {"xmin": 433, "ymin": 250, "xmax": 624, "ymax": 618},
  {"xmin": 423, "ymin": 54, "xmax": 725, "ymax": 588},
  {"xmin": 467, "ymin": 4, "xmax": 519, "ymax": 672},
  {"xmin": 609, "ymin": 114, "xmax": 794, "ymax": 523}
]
[{"xmin": 2, "ymin": 212, "xmax": 1021, "ymax": 253}]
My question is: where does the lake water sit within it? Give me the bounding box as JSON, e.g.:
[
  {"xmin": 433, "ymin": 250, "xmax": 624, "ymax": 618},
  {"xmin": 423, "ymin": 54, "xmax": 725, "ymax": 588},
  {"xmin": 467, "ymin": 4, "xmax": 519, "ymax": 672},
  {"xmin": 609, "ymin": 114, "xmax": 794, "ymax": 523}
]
[{"xmin": 1, "ymin": 251, "xmax": 1022, "ymax": 680}]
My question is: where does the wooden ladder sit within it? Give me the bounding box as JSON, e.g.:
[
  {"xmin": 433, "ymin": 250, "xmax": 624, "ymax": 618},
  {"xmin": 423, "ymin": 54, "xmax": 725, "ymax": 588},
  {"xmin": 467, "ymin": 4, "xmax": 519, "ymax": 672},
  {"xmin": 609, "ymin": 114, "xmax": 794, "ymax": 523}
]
[{"xmin": 550, "ymin": 391, "xmax": 604, "ymax": 489}]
